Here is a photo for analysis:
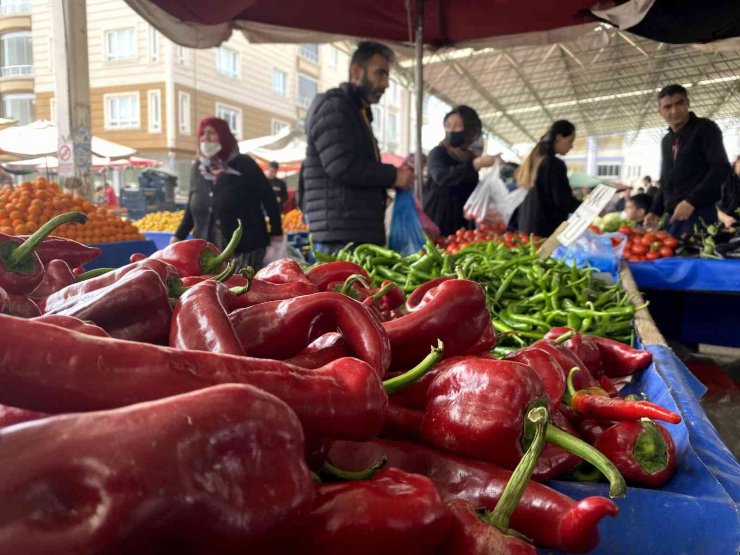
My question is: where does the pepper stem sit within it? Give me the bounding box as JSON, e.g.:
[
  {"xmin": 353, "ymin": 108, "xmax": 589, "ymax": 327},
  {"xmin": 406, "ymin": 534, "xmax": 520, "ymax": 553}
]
[
  {"xmin": 339, "ymin": 273, "xmax": 370, "ymax": 295},
  {"xmin": 545, "ymin": 424, "xmax": 627, "ymax": 498},
  {"xmin": 10, "ymin": 212, "xmax": 87, "ymax": 267},
  {"xmin": 202, "ymin": 219, "xmax": 243, "ymax": 273},
  {"xmin": 485, "ymin": 405, "xmax": 548, "ymax": 532},
  {"xmin": 553, "ymin": 330, "xmax": 576, "ymax": 345},
  {"xmin": 319, "ymin": 457, "xmax": 387, "ymax": 482},
  {"xmin": 383, "ymin": 340, "xmax": 444, "ymax": 395},
  {"xmin": 634, "ymin": 419, "xmax": 669, "ymax": 474},
  {"xmin": 74, "ymin": 267, "xmax": 114, "ymax": 281},
  {"xmin": 372, "ymin": 280, "xmax": 395, "ymax": 301},
  {"xmin": 211, "ymin": 260, "xmax": 238, "ymax": 282},
  {"xmin": 566, "ymin": 367, "xmax": 579, "ymax": 398}
]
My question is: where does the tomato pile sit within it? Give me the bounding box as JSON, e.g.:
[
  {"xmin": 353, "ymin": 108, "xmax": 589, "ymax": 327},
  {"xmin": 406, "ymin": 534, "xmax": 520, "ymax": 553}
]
[
  {"xmin": 439, "ymin": 223, "xmax": 543, "ymax": 254},
  {"xmin": 620, "ymin": 226, "xmax": 679, "ymax": 262}
]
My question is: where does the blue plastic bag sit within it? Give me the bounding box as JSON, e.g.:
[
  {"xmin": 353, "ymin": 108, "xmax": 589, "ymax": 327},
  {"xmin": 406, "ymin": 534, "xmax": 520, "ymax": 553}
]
[
  {"xmin": 552, "ymin": 230, "xmax": 626, "ymax": 275},
  {"xmin": 388, "ymin": 189, "xmax": 426, "ymax": 256}
]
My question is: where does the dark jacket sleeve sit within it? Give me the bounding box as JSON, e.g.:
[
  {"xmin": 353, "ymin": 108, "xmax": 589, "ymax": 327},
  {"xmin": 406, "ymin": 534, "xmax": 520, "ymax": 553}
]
[
  {"xmin": 686, "ymin": 121, "xmax": 731, "ymax": 208},
  {"xmin": 277, "ymin": 180, "xmax": 288, "ymax": 203},
  {"xmin": 308, "ymin": 94, "xmax": 397, "ymax": 189},
  {"xmin": 549, "ymin": 158, "xmax": 580, "ymax": 213},
  {"xmin": 174, "ymin": 164, "xmax": 197, "ymax": 239},
  {"xmin": 427, "ymin": 146, "xmax": 479, "ymax": 188},
  {"xmin": 650, "ymin": 137, "xmax": 670, "ymax": 215},
  {"xmin": 253, "ymin": 163, "xmax": 283, "ymax": 236}
]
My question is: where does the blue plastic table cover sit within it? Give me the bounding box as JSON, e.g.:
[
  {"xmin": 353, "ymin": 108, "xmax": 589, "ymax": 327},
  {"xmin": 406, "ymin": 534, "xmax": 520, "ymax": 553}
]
[
  {"xmin": 628, "ymin": 258, "xmax": 740, "ymax": 292},
  {"xmin": 143, "ymin": 231, "xmax": 193, "ymax": 251},
  {"xmin": 548, "ymin": 345, "xmax": 740, "ymax": 554},
  {"xmin": 86, "ymin": 240, "xmax": 157, "ymax": 270}
]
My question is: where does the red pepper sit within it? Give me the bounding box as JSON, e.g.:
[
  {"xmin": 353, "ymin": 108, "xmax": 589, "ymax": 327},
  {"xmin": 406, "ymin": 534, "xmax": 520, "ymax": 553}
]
[
  {"xmin": 45, "ymin": 266, "xmax": 173, "ymax": 344},
  {"xmin": 599, "ymin": 374, "xmax": 620, "ymax": 397},
  {"xmin": 589, "ymin": 335, "xmax": 653, "ymax": 377},
  {"xmin": 566, "ymin": 368, "xmax": 682, "ymax": 424},
  {"xmin": 558, "ymin": 404, "xmax": 616, "ymax": 444},
  {"xmin": 437, "ymin": 405, "xmax": 550, "ymax": 555},
  {"xmin": 533, "ymin": 407, "xmax": 583, "ymax": 481},
  {"xmin": 0, "ymin": 384, "xmax": 315, "ymax": 553},
  {"xmin": 594, "ymin": 419, "xmax": 677, "ymax": 487},
  {"xmin": 33, "ymin": 314, "xmax": 110, "ymax": 338},
  {"xmin": 0, "ymin": 403, "xmax": 48, "ymax": 429},
  {"xmin": 506, "ymin": 346, "xmax": 566, "ymax": 409},
  {"xmin": 544, "ymin": 326, "xmax": 603, "ymax": 377},
  {"xmin": 0, "ymin": 212, "xmax": 87, "ymax": 295},
  {"xmin": 21, "ymin": 235, "xmax": 102, "ymax": 268},
  {"xmin": 42, "ymin": 258, "xmax": 184, "ymax": 313},
  {"xmin": 531, "ymin": 337, "xmax": 599, "ymax": 390},
  {"xmin": 283, "ymin": 332, "xmax": 350, "ymax": 369},
  {"xmin": 379, "ymin": 402, "xmax": 424, "ymax": 442},
  {"xmin": 383, "ymin": 279, "xmax": 494, "ymax": 370},
  {"xmin": 328, "ymin": 438, "xmax": 619, "ymax": 553},
  {"xmin": 421, "ymin": 357, "xmax": 627, "ymax": 496},
  {"xmin": 170, "ymin": 280, "xmax": 245, "ymax": 355},
  {"xmin": 305, "ymin": 260, "xmax": 369, "ymax": 291},
  {"xmin": 405, "ymin": 276, "xmax": 452, "ymax": 312},
  {"xmin": 0, "ymin": 288, "xmax": 41, "ymax": 318},
  {"xmin": 28, "ymin": 259, "xmax": 75, "ymax": 300},
  {"xmin": 0, "ymin": 314, "xmax": 389, "ymax": 442},
  {"xmin": 285, "ymin": 467, "xmax": 451, "ymax": 555},
  {"xmin": 150, "ymin": 219, "xmax": 243, "ymax": 277},
  {"xmin": 229, "ymin": 292, "xmax": 391, "ymax": 377},
  {"xmin": 180, "ymin": 267, "xmax": 250, "ymax": 288},
  {"xmin": 253, "ymin": 257, "xmax": 312, "ymax": 285}
]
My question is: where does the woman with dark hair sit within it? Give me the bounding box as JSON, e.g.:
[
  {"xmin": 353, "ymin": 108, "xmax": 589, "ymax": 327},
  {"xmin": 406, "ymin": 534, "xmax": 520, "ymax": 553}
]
[
  {"xmin": 717, "ymin": 155, "xmax": 740, "ymax": 228},
  {"xmin": 422, "ymin": 105, "xmax": 499, "ymax": 236},
  {"xmin": 515, "ymin": 120, "xmax": 581, "ymax": 237},
  {"xmin": 172, "ymin": 116, "xmax": 283, "ymax": 270}
]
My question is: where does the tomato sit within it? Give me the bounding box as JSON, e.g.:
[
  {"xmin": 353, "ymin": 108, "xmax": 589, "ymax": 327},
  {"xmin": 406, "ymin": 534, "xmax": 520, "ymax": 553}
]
[
  {"xmin": 610, "ymin": 237, "xmax": 624, "ymax": 248},
  {"xmin": 663, "ymin": 237, "xmax": 679, "ymax": 249},
  {"xmin": 631, "ymin": 242, "xmax": 648, "ymax": 255},
  {"xmin": 588, "ymin": 225, "xmax": 602, "ymax": 234},
  {"xmin": 623, "ymin": 247, "xmax": 632, "ymax": 258},
  {"xmin": 659, "ymin": 246, "xmax": 674, "ymax": 258},
  {"xmin": 651, "ymin": 241, "xmax": 663, "ymax": 251},
  {"xmin": 656, "ymin": 231, "xmax": 669, "ymax": 240},
  {"xmin": 640, "ymin": 235, "xmax": 655, "ymax": 246},
  {"xmin": 645, "ymin": 251, "xmax": 661, "ymax": 261},
  {"xmin": 628, "ymin": 254, "xmax": 645, "ymax": 262}
]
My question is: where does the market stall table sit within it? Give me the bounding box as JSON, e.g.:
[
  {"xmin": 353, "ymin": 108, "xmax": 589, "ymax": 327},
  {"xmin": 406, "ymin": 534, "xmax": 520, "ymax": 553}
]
[{"xmin": 85, "ymin": 239, "xmax": 157, "ymax": 270}]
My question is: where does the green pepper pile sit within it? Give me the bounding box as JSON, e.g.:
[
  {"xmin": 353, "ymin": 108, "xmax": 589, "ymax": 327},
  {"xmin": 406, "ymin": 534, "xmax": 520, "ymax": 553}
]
[{"xmin": 314, "ymin": 238, "xmax": 646, "ymax": 354}]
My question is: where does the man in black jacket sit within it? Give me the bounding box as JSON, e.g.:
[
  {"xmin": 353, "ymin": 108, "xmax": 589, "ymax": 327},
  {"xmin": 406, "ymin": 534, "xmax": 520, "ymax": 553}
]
[
  {"xmin": 644, "ymin": 84, "xmax": 731, "ymax": 235},
  {"xmin": 301, "ymin": 41, "xmax": 414, "ymax": 253}
]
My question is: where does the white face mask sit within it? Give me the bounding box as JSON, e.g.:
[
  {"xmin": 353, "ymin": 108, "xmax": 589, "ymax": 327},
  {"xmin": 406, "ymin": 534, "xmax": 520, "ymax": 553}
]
[{"xmin": 200, "ymin": 141, "xmax": 221, "ymax": 158}]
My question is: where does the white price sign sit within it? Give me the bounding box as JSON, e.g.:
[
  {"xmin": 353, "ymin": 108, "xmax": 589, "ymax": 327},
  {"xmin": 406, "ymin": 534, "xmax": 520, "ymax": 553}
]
[{"xmin": 557, "ymin": 184, "xmax": 617, "ymax": 247}]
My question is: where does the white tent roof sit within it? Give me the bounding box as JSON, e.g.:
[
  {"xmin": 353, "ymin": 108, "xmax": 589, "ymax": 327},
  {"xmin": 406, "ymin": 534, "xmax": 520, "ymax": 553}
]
[
  {"xmin": 239, "ymin": 127, "xmax": 307, "ymax": 165},
  {"xmin": 0, "ymin": 120, "xmax": 137, "ymax": 159}
]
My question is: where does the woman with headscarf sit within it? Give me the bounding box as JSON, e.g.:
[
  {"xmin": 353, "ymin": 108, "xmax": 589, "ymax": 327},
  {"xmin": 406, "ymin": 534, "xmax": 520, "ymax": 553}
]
[
  {"xmin": 172, "ymin": 116, "xmax": 283, "ymax": 270},
  {"xmin": 514, "ymin": 120, "xmax": 581, "ymax": 237},
  {"xmin": 422, "ymin": 105, "xmax": 499, "ymax": 237}
]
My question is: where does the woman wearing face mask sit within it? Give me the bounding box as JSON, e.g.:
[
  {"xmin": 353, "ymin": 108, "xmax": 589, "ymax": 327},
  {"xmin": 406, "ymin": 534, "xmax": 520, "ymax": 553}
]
[
  {"xmin": 171, "ymin": 116, "xmax": 283, "ymax": 270},
  {"xmin": 422, "ymin": 105, "xmax": 499, "ymax": 237},
  {"xmin": 514, "ymin": 120, "xmax": 580, "ymax": 237}
]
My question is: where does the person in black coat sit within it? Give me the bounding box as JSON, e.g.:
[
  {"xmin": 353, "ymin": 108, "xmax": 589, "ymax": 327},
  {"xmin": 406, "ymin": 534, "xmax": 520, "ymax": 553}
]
[
  {"xmin": 172, "ymin": 116, "xmax": 283, "ymax": 270},
  {"xmin": 301, "ymin": 41, "xmax": 413, "ymax": 254},
  {"xmin": 422, "ymin": 105, "xmax": 499, "ymax": 237},
  {"xmin": 515, "ymin": 120, "xmax": 581, "ymax": 237}
]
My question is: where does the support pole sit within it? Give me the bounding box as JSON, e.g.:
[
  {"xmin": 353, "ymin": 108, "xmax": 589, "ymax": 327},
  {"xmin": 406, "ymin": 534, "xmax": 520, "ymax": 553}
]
[
  {"xmin": 52, "ymin": 0, "xmax": 92, "ymax": 199},
  {"xmin": 414, "ymin": 0, "xmax": 424, "ymax": 201}
]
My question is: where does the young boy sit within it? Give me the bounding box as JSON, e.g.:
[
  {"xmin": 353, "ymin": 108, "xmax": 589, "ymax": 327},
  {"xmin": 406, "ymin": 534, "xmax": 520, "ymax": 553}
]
[{"xmin": 625, "ymin": 193, "xmax": 653, "ymax": 226}]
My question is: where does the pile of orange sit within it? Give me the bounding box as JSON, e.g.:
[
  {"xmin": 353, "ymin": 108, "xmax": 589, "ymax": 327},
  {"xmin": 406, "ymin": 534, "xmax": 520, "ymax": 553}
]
[
  {"xmin": 282, "ymin": 208, "xmax": 308, "ymax": 233},
  {"xmin": 0, "ymin": 178, "xmax": 145, "ymax": 244}
]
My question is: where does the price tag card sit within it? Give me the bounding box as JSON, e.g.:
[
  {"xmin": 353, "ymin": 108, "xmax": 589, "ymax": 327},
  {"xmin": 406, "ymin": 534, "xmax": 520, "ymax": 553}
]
[{"xmin": 557, "ymin": 184, "xmax": 617, "ymax": 247}]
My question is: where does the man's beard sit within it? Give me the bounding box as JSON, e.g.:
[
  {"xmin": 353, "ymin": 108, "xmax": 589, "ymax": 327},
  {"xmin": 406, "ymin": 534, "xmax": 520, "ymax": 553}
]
[{"xmin": 360, "ymin": 75, "xmax": 385, "ymax": 104}]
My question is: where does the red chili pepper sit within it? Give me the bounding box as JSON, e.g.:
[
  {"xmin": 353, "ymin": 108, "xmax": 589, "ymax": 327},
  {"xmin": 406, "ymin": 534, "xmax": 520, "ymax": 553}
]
[
  {"xmin": 286, "ymin": 467, "xmax": 451, "ymax": 555},
  {"xmin": 0, "ymin": 384, "xmax": 315, "ymax": 553},
  {"xmin": 599, "ymin": 374, "xmax": 620, "ymax": 397},
  {"xmin": 28, "ymin": 259, "xmax": 75, "ymax": 300},
  {"xmin": 305, "ymin": 260, "xmax": 369, "ymax": 291},
  {"xmin": 594, "ymin": 419, "xmax": 677, "ymax": 487},
  {"xmin": 531, "ymin": 337, "xmax": 599, "ymax": 390},
  {"xmin": 544, "ymin": 326, "xmax": 603, "ymax": 377},
  {"xmin": 170, "ymin": 280, "xmax": 245, "ymax": 355},
  {"xmin": 45, "ymin": 266, "xmax": 172, "ymax": 344},
  {"xmin": 421, "ymin": 357, "xmax": 626, "ymax": 497},
  {"xmin": 283, "ymin": 332, "xmax": 350, "ymax": 369},
  {"xmin": 558, "ymin": 404, "xmax": 616, "ymax": 444},
  {"xmin": 383, "ymin": 279, "xmax": 494, "ymax": 370},
  {"xmin": 405, "ymin": 276, "xmax": 452, "ymax": 312},
  {"xmin": 506, "ymin": 346, "xmax": 566, "ymax": 409},
  {"xmin": 42, "ymin": 258, "xmax": 184, "ymax": 313},
  {"xmin": 20, "ymin": 235, "xmax": 102, "ymax": 269},
  {"xmin": 229, "ymin": 292, "xmax": 391, "ymax": 377},
  {"xmin": 150, "ymin": 219, "xmax": 243, "ymax": 277},
  {"xmin": 33, "ymin": 314, "xmax": 110, "ymax": 338},
  {"xmin": 566, "ymin": 368, "xmax": 682, "ymax": 424},
  {"xmin": 226, "ymin": 276, "xmax": 319, "ymax": 310},
  {"xmin": 0, "ymin": 288, "xmax": 41, "ymax": 318},
  {"xmin": 0, "ymin": 212, "xmax": 87, "ymax": 295},
  {"xmin": 589, "ymin": 335, "xmax": 653, "ymax": 377},
  {"xmin": 328, "ymin": 438, "xmax": 619, "ymax": 553}
]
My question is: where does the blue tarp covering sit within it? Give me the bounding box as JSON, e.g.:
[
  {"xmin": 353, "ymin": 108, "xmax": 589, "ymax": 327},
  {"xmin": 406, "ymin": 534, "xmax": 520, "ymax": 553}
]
[
  {"xmin": 85, "ymin": 240, "xmax": 157, "ymax": 269},
  {"xmin": 549, "ymin": 345, "xmax": 740, "ymax": 554},
  {"xmin": 628, "ymin": 258, "xmax": 740, "ymax": 292}
]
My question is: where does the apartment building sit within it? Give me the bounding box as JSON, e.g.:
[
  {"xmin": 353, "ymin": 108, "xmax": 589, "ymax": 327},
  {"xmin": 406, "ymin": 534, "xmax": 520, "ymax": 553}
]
[{"xmin": 19, "ymin": 0, "xmax": 412, "ymax": 190}]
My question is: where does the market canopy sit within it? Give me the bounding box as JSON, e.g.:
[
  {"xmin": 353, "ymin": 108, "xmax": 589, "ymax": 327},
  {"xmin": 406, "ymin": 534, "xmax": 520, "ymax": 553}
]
[{"xmin": 1, "ymin": 155, "xmax": 159, "ymax": 171}]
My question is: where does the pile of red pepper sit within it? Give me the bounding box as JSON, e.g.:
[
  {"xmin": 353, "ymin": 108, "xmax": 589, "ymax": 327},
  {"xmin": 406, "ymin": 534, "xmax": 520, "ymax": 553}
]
[{"xmin": 0, "ymin": 213, "xmax": 683, "ymax": 553}]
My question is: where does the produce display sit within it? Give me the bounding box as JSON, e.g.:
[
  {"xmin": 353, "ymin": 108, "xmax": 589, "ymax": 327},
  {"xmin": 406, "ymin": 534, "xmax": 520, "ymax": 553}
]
[
  {"xmin": 619, "ymin": 226, "xmax": 679, "ymax": 262},
  {"xmin": 282, "ymin": 208, "xmax": 309, "ymax": 232},
  {"xmin": 0, "ymin": 179, "xmax": 144, "ymax": 244},
  {"xmin": 0, "ymin": 213, "xmax": 692, "ymax": 553},
  {"xmin": 675, "ymin": 222, "xmax": 740, "ymax": 259},
  {"xmin": 133, "ymin": 210, "xmax": 184, "ymax": 232}
]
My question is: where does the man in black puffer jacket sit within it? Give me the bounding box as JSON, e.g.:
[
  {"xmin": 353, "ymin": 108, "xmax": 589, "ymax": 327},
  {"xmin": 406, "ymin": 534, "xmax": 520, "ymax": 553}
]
[{"xmin": 301, "ymin": 41, "xmax": 414, "ymax": 253}]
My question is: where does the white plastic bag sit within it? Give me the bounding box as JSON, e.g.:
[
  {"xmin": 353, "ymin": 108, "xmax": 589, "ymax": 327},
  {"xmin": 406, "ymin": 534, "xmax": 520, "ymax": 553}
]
[
  {"xmin": 263, "ymin": 237, "xmax": 288, "ymax": 266},
  {"xmin": 464, "ymin": 161, "xmax": 504, "ymax": 225},
  {"xmin": 466, "ymin": 162, "xmax": 527, "ymax": 226}
]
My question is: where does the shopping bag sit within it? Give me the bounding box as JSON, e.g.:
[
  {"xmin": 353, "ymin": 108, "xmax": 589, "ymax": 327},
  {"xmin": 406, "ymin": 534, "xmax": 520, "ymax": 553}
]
[
  {"xmin": 389, "ymin": 189, "xmax": 426, "ymax": 256},
  {"xmin": 415, "ymin": 197, "xmax": 441, "ymax": 240},
  {"xmin": 465, "ymin": 162, "xmax": 527, "ymax": 227},
  {"xmin": 552, "ymin": 231, "xmax": 627, "ymax": 275}
]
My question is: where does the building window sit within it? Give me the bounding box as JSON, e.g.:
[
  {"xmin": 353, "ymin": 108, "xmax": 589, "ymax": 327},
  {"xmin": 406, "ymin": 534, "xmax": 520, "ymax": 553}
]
[
  {"xmin": 0, "ymin": 1, "xmax": 31, "ymax": 16},
  {"xmin": 272, "ymin": 68, "xmax": 287, "ymax": 96},
  {"xmin": 49, "ymin": 97, "xmax": 56, "ymax": 124},
  {"xmin": 177, "ymin": 45, "xmax": 188, "ymax": 65},
  {"xmin": 104, "ymin": 92, "xmax": 140, "ymax": 129},
  {"xmin": 596, "ymin": 163, "xmax": 621, "ymax": 178},
  {"xmin": 149, "ymin": 26, "xmax": 159, "ymax": 62},
  {"xmin": 299, "ymin": 44, "xmax": 319, "ymax": 64},
  {"xmin": 1, "ymin": 31, "xmax": 33, "ymax": 77},
  {"xmin": 386, "ymin": 110, "xmax": 399, "ymax": 144},
  {"xmin": 216, "ymin": 46, "xmax": 239, "ymax": 78},
  {"xmin": 328, "ymin": 46, "xmax": 339, "ymax": 68},
  {"xmin": 147, "ymin": 90, "xmax": 161, "ymax": 133},
  {"xmin": 48, "ymin": 37, "xmax": 53, "ymax": 71},
  {"xmin": 272, "ymin": 119, "xmax": 289, "ymax": 135},
  {"xmin": 216, "ymin": 103, "xmax": 242, "ymax": 139},
  {"xmin": 105, "ymin": 28, "xmax": 136, "ymax": 62},
  {"xmin": 371, "ymin": 105, "xmax": 384, "ymax": 137},
  {"xmin": 2, "ymin": 93, "xmax": 33, "ymax": 125},
  {"xmin": 297, "ymin": 73, "xmax": 318, "ymax": 108},
  {"xmin": 178, "ymin": 92, "xmax": 191, "ymax": 135},
  {"xmin": 386, "ymin": 80, "xmax": 400, "ymax": 106}
]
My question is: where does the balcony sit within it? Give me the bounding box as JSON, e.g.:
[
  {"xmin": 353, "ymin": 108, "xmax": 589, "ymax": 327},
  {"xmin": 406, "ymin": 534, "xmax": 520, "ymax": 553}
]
[
  {"xmin": 0, "ymin": 1, "xmax": 31, "ymax": 16},
  {"xmin": 1, "ymin": 64, "xmax": 32, "ymax": 77}
]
